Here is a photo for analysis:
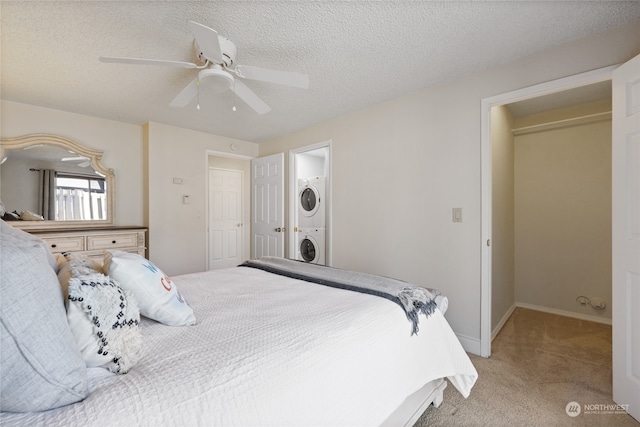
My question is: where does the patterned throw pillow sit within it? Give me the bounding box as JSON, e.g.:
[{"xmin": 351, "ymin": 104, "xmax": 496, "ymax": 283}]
[
  {"xmin": 66, "ymin": 273, "xmax": 142, "ymax": 374},
  {"xmin": 57, "ymin": 252, "xmax": 103, "ymax": 301},
  {"xmin": 104, "ymin": 250, "xmax": 196, "ymax": 326}
]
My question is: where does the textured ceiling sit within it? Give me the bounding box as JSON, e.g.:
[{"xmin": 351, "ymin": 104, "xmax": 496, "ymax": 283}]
[{"xmin": 2, "ymin": 1, "xmax": 640, "ymax": 143}]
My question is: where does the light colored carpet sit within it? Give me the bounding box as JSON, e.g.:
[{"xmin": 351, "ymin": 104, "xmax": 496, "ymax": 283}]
[{"xmin": 415, "ymin": 307, "xmax": 639, "ymax": 426}]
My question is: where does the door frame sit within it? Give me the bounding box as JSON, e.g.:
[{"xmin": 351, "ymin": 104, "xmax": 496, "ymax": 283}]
[
  {"xmin": 480, "ymin": 65, "xmax": 618, "ymax": 357},
  {"xmin": 289, "ymin": 140, "xmax": 332, "ymax": 264},
  {"xmin": 205, "ymin": 150, "xmax": 252, "ymax": 270}
]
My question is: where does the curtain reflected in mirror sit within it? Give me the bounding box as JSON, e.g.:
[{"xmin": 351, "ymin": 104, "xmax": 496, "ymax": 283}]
[{"xmin": 38, "ymin": 169, "xmax": 55, "ymax": 220}]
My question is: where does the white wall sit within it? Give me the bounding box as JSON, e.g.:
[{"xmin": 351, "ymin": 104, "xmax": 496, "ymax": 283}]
[
  {"xmin": 297, "ymin": 149, "xmax": 327, "ymax": 178},
  {"xmin": 0, "ymin": 157, "xmax": 40, "ymax": 214},
  {"xmin": 258, "ymin": 21, "xmax": 640, "ymax": 349},
  {"xmin": 490, "ymin": 105, "xmax": 515, "ymax": 332},
  {"xmin": 0, "ymin": 101, "xmax": 258, "ymax": 277},
  {"xmin": 1, "ymin": 100, "xmax": 144, "ymax": 226},
  {"xmin": 514, "ymin": 101, "xmax": 612, "ymax": 320},
  {"xmin": 145, "ymin": 122, "xmax": 258, "ymax": 276}
]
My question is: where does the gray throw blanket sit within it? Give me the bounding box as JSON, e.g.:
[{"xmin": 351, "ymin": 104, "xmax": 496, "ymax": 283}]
[{"xmin": 239, "ymin": 257, "xmax": 438, "ymax": 335}]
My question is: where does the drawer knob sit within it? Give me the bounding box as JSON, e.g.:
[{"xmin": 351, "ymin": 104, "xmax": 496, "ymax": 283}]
[
  {"xmin": 112, "ymin": 240, "xmax": 117, "ymax": 244},
  {"xmin": 51, "ymin": 244, "xmax": 57, "ymax": 248}
]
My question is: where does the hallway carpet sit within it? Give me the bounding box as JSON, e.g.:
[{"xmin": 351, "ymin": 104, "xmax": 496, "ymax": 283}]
[{"xmin": 415, "ymin": 307, "xmax": 639, "ymax": 426}]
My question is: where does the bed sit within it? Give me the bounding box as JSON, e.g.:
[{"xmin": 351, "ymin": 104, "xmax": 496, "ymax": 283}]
[{"xmin": 0, "ymin": 220, "xmax": 477, "ymax": 426}]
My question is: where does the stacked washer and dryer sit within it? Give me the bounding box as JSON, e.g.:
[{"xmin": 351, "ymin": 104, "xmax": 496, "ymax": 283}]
[{"xmin": 297, "ymin": 176, "xmax": 326, "ymax": 265}]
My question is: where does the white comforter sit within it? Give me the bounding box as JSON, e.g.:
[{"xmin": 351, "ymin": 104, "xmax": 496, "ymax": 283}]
[{"xmin": 2, "ymin": 266, "xmax": 477, "ymax": 427}]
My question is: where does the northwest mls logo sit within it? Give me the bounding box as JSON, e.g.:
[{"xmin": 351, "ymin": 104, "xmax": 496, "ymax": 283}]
[{"xmin": 566, "ymin": 401, "xmax": 581, "ymax": 417}]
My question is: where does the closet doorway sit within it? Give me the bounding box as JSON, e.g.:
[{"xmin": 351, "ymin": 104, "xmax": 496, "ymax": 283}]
[
  {"xmin": 289, "ymin": 140, "xmax": 332, "ymax": 265},
  {"xmin": 482, "ymin": 55, "xmax": 640, "ymax": 421},
  {"xmin": 480, "ymin": 65, "xmax": 616, "ymax": 357}
]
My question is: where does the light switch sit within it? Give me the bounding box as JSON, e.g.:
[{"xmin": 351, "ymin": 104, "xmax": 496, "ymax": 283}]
[
  {"xmin": 452, "ymin": 208, "xmax": 463, "ymax": 223},
  {"xmin": 183, "ymin": 195, "xmax": 191, "ymax": 204}
]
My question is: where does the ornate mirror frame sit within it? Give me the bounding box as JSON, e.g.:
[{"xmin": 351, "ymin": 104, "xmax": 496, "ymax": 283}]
[{"xmin": 0, "ymin": 134, "xmax": 115, "ymax": 230}]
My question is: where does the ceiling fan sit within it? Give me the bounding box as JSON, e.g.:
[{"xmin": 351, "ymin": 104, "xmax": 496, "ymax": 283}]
[
  {"xmin": 61, "ymin": 156, "xmax": 91, "ymax": 168},
  {"xmin": 99, "ymin": 21, "xmax": 309, "ymax": 115}
]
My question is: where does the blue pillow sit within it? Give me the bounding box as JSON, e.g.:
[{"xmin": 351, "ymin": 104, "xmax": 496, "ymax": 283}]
[{"xmin": 0, "ymin": 221, "xmax": 88, "ymax": 412}]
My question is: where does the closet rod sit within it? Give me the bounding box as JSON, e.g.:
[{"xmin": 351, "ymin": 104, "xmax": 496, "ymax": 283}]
[{"xmin": 512, "ymin": 111, "xmax": 611, "ymax": 136}]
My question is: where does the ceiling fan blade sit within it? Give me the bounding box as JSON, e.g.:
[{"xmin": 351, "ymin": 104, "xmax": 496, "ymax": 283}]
[
  {"xmin": 188, "ymin": 21, "xmax": 223, "ymax": 64},
  {"xmin": 170, "ymin": 78, "xmax": 199, "ymax": 107},
  {"xmin": 99, "ymin": 56, "xmax": 201, "ymax": 69},
  {"xmin": 235, "ymin": 65, "xmax": 309, "ymax": 89},
  {"xmin": 61, "ymin": 156, "xmax": 89, "ymax": 162},
  {"xmin": 231, "ymin": 79, "xmax": 271, "ymax": 115}
]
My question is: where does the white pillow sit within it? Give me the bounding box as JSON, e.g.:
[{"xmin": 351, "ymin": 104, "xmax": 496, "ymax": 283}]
[
  {"xmin": 103, "ymin": 250, "xmax": 196, "ymax": 326},
  {"xmin": 67, "ymin": 273, "xmax": 142, "ymax": 374}
]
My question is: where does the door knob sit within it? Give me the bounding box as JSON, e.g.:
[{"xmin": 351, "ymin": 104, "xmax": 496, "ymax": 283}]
[{"xmin": 275, "ymin": 227, "xmax": 286, "ymax": 232}]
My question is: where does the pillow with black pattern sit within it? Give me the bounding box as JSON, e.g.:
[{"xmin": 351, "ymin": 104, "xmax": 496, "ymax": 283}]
[
  {"xmin": 57, "ymin": 252, "xmax": 103, "ymax": 302},
  {"xmin": 66, "ymin": 273, "xmax": 142, "ymax": 374}
]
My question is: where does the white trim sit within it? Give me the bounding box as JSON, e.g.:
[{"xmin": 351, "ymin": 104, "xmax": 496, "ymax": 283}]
[
  {"xmin": 480, "ymin": 64, "xmax": 618, "ymax": 358},
  {"xmin": 455, "ymin": 333, "xmax": 481, "ymax": 355},
  {"xmin": 205, "ymin": 148, "xmax": 254, "ymax": 161},
  {"xmin": 492, "ymin": 303, "xmax": 517, "ymax": 341},
  {"xmin": 515, "ymin": 302, "xmax": 612, "ymax": 326}
]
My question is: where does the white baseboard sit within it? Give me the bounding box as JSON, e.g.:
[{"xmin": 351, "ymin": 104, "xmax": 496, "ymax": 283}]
[
  {"xmin": 456, "ymin": 333, "xmax": 481, "ymax": 356},
  {"xmin": 491, "ymin": 303, "xmax": 517, "ymax": 341},
  {"xmin": 515, "ymin": 302, "xmax": 612, "ymax": 325}
]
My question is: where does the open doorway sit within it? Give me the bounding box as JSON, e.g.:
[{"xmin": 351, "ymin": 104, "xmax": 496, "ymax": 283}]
[
  {"xmin": 289, "ymin": 140, "xmax": 332, "ymax": 265},
  {"xmin": 491, "ymin": 80, "xmax": 613, "ymax": 338},
  {"xmin": 480, "ymin": 65, "xmax": 617, "ymax": 357},
  {"xmin": 482, "ymin": 55, "xmax": 640, "ymax": 420}
]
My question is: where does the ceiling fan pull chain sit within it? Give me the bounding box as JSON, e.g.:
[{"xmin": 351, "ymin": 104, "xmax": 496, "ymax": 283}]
[
  {"xmin": 232, "ymin": 79, "xmax": 237, "ymax": 112},
  {"xmin": 196, "ymin": 79, "xmax": 201, "ymax": 110}
]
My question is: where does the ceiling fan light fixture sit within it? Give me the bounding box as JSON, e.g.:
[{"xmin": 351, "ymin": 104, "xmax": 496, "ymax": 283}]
[{"xmin": 198, "ymin": 68, "xmax": 234, "ymax": 93}]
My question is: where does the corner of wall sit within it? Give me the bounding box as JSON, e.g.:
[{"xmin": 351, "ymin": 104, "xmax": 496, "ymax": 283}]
[{"xmin": 142, "ymin": 123, "xmax": 150, "ymax": 257}]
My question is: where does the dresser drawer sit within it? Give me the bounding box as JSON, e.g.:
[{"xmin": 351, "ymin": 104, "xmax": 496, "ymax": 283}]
[
  {"xmin": 86, "ymin": 233, "xmax": 139, "ymax": 251},
  {"xmin": 40, "ymin": 236, "xmax": 85, "ymax": 253}
]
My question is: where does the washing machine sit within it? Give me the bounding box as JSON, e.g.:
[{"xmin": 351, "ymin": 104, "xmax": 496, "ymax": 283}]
[
  {"xmin": 297, "ymin": 176, "xmax": 325, "ymax": 228},
  {"xmin": 297, "ymin": 227, "xmax": 325, "ymax": 265}
]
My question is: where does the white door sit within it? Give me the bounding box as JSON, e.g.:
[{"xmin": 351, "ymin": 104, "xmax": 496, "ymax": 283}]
[
  {"xmin": 251, "ymin": 153, "xmax": 285, "ymax": 258},
  {"xmin": 208, "ymin": 168, "xmax": 243, "ymax": 270},
  {"xmin": 612, "ymin": 53, "xmax": 640, "ymax": 422}
]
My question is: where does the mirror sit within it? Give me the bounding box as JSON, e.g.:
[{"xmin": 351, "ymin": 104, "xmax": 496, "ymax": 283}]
[{"xmin": 0, "ymin": 134, "xmax": 115, "ymax": 229}]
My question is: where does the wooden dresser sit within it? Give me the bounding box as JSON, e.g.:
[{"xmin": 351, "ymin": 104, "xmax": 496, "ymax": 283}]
[{"xmin": 28, "ymin": 226, "xmax": 147, "ymax": 260}]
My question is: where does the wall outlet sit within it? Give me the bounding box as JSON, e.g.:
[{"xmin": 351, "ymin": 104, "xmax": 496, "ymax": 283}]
[{"xmin": 590, "ymin": 297, "xmax": 606, "ymax": 310}]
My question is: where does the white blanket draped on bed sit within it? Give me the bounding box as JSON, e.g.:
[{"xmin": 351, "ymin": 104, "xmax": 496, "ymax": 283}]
[{"xmin": 2, "ymin": 266, "xmax": 477, "ymax": 427}]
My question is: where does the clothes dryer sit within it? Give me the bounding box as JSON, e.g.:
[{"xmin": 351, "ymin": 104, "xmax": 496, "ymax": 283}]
[
  {"xmin": 297, "ymin": 176, "xmax": 325, "ymax": 228},
  {"xmin": 297, "ymin": 227, "xmax": 325, "ymax": 265}
]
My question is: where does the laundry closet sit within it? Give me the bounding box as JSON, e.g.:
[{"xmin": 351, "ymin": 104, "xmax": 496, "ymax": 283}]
[{"xmin": 294, "ymin": 147, "xmax": 329, "ymax": 265}]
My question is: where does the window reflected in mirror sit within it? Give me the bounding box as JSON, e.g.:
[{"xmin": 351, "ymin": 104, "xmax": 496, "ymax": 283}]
[{"xmin": 51, "ymin": 173, "xmax": 107, "ymax": 221}]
